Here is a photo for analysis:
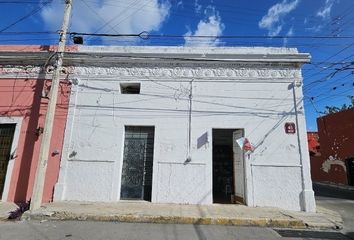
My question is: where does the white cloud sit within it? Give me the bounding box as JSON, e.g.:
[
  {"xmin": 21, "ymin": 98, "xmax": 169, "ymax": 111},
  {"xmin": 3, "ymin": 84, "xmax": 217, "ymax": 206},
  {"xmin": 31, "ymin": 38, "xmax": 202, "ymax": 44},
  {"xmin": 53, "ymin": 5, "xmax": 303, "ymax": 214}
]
[
  {"xmin": 184, "ymin": 14, "xmax": 224, "ymax": 47},
  {"xmin": 194, "ymin": 0, "xmax": 202, "ymax": 14},
  {"xmin": 305, "ymin": 25, "xmax": 322, "ymax": 33},
  {"xmin": 305, "ymin": 0, "xmax": 338, "ymax": 32},
  {"xmin": 176, "ymin": 0, "xmax": 183, "ymax": 9},
  {"xmin": 283, "ymin": 26, "xmax": 294, "ymax": 46},
  {"xmin": 287, "ymin": 27, "xmax": 294, "ymax": 36},
  {"xmin": 259, "ymin": 0, "xmax": 299, "ymax": 36},
  {"xmin": 40, "ymin": 0, "xmax": 170, "ymax": 43},
  {"xmin": 316, "ymin": 0, "xmax": 336, "ymax": 19}
]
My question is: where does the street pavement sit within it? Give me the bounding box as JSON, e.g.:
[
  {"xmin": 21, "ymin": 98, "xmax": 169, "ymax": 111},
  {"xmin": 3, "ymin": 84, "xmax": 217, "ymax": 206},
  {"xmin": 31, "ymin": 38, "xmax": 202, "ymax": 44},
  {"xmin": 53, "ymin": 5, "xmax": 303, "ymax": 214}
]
[
  {"xmin": 0, "ymin": 182, "xmax": 352, "ymax": 240},
  {"xmin": 20, "ymin": 200, "xmax": 341, "ymax": 229},
  {"xmin": 314, "ymin": 182, "xmax": 354, "ymax": 240},
  {"xmin": 0, "ymin": 220, "xmax": 352, "ymax": 240}
]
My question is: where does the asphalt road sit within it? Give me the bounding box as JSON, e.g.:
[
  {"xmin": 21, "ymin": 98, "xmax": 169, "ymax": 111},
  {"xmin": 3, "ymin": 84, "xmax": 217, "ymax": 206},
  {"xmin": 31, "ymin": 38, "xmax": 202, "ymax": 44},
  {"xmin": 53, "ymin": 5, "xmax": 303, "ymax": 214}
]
[
  {"xmin": 0, "ymin": 220, "xmax": 352, "ymax": 240},
  {"xmin": 0, "ymin": 183, "xmax": 352, "ymax": 240},
  {"xmin": 313, "ymin": 183, "xmax": 354, "ymax": 240}
]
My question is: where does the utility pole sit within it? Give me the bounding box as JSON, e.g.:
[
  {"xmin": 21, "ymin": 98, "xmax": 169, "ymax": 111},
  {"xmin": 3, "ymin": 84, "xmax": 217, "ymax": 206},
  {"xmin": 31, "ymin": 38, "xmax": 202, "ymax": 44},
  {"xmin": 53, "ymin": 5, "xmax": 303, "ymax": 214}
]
[{"xmin": 30, "ymin": 0, "xmax": 73, "ymax": 211}]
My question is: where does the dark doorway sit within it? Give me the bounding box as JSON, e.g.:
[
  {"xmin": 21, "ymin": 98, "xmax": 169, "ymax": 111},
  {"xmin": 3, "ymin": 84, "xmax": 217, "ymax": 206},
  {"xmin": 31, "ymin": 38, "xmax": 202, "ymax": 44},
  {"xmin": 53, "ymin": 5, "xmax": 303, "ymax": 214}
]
[
  {"xmin": 0, "ymin": 124, "xmax": 16, "ymax": 199},
  {"xmin": 212, "ymin": 129, "xmax": 235, "ymax": 203},
  {"xmin": 120, "ymin": 126, "xmax": 155, "ymax": 201},
  {"xmin": 346, "ymin": 158, "xmax": 354, "ymax": 186},
  {"xmin": 212, "ymin": 129, "xmax": 245, "ymax": 204}
]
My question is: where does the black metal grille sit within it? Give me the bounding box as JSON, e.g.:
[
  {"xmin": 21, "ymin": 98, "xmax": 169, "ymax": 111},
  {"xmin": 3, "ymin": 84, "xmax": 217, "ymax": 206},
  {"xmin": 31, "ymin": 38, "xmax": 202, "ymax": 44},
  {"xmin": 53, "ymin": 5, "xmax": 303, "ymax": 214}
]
[
  {"xmin": 120, "ymin": 126, "xmax": 154, "ymax": 201},
  {"xmin": 0, "ymin": 124, "xmax": 16, "ymax": 198}
]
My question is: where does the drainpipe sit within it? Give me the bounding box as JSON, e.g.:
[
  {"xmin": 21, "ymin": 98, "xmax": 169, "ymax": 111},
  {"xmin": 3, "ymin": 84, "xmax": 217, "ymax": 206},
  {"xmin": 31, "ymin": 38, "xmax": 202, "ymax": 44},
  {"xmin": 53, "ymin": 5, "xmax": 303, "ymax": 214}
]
[
  {"xmin": 185, "ymin": 79, "xmax": 193, "ymax": 164},
  {"xmin": 292, "ymin": 80, "xmax": 316, "ymax": 212}
]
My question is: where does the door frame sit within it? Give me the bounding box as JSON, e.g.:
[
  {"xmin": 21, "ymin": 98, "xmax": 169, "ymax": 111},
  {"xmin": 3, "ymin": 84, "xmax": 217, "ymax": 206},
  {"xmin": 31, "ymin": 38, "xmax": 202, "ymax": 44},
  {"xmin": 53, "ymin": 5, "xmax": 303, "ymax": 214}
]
[
  {"xmin": 119, "ymin": 125, "xmax": 156, "ymax": 201},
  {"xmin": 232, "ymin": 129, "xmax": 246, "ymax": 204},
  {"xmin": 0, "ymin": 117, "xmax": 22, "ymax": 201}
]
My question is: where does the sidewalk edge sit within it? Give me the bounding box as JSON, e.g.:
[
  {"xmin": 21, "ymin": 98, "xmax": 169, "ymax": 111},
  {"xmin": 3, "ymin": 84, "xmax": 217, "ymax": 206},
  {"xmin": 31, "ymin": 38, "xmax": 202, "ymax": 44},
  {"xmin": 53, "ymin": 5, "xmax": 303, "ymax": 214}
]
[{"xmin": 22, "ymin": 211, "xmax": 334, "ymax": 229}]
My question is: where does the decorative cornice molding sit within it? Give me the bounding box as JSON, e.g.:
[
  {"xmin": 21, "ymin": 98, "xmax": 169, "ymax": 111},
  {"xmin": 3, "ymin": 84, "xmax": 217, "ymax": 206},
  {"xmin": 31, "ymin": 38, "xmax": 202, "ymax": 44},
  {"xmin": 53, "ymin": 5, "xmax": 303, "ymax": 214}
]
[
  {"xmin": 0, "ymin": 64, "xmax": 302, "ymax": 81},
  {"xmin": 74, "ymin": 65, "xmax": 301, "ymax": 80},
  {"xmin": 0, "ymin": 66, "xmax": 73, "ymax": 79},
  {"xmin": 0, "ymin": 66, "xmax": 43, "ymax": 74}
]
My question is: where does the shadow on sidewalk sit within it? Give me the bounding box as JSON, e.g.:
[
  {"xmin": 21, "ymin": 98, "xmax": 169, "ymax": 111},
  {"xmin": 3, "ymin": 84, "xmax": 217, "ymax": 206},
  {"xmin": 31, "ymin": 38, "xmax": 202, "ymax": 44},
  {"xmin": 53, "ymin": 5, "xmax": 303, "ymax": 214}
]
[
  {"xmin": 345, "ymin": 232, "xmax": 354, "ymax": 240},
  {"xmin": 7, "ymin": 200, "xmax": 30, "ymax": 220},
  {"xmin": 313, "ymin": 183, "xmax": 354, "ymax": 200}
]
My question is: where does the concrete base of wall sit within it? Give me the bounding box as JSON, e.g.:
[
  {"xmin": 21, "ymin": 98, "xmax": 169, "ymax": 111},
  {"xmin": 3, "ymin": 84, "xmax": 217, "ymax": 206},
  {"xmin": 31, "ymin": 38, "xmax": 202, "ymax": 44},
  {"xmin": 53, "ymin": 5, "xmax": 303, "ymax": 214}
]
[{"xmin": 301, "ymin": 189, "xmax": 316, "ymax": 212}]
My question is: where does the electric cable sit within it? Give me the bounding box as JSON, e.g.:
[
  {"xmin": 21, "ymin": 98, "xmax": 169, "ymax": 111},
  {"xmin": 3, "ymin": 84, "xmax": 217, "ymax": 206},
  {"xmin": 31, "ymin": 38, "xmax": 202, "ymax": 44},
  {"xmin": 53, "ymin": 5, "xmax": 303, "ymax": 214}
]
[{"xmin": 0, "ymin": 0, "xmax": 53, "ymax": 33}]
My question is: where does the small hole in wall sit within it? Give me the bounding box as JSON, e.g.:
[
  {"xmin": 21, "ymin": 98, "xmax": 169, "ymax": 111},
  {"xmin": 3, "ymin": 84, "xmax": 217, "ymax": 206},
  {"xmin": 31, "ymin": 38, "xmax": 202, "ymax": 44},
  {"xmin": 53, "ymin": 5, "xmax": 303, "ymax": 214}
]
[{"xmin": 120, "ymin": 83, "xmax": 141, "ymax": 94}]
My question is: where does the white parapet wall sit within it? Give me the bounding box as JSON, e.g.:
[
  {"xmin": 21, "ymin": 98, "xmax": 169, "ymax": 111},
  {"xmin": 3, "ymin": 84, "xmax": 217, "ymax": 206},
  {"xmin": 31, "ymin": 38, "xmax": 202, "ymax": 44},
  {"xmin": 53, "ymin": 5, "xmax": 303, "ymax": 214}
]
[{"xmin": 54, "ymin": 46, "xmax": 316, "ymax": 212}]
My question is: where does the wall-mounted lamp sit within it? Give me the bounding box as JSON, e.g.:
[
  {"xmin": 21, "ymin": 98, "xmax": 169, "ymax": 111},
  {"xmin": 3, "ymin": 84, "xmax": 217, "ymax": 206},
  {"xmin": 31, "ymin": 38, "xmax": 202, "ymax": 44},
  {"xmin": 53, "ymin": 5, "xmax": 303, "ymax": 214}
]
[{"xmin": 73, "ymin": 36, "xmax": 83, "ymax": 44}]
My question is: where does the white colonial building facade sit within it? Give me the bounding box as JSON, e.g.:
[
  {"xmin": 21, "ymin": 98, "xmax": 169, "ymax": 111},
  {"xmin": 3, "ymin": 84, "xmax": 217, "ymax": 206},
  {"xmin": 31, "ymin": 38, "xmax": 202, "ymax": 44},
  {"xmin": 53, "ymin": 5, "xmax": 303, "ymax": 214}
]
[{"xmin": 53, "ymin": 46, "xmax": 316, "ymax": 212}]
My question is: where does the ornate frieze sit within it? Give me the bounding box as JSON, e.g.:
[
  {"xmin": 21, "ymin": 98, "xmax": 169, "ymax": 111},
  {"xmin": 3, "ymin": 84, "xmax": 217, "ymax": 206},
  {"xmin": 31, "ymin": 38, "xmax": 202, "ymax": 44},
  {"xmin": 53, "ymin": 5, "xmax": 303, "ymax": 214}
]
[
  {"xmin": 0, "ymin": 66, "xmax": 43, "ymax": 74},
  {"xmin": 0, "ymin": 63, "xmax": 301, "ymax": 80},
  {"xmin": 75, "ymin": 65, "xmax": 301, "ymax": 80},
  {"xmin": 0, "ymin": 66, "xmax": 73, "ymax": 79}
]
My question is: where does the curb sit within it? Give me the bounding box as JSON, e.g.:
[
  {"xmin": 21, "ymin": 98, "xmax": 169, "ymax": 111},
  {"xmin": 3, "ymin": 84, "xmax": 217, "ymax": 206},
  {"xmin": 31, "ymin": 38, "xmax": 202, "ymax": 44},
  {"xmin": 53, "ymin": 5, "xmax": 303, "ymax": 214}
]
[
  {"xmin": 0, "ymin": 213, "xmax": 10, "ymax": 222},
  {"xmin": 22, "ymin": 211, "xmax": 310, "ymax": 229},
  {"xmin": 313, "ymin": 182, "xmax": 354, "ymax": 192}
]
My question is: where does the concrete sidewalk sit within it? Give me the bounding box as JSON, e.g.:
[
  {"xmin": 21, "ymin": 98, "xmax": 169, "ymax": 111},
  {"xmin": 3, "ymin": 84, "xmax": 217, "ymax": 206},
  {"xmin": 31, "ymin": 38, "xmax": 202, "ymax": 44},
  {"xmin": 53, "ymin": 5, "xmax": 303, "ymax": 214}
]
[
  {"xmin": 0, "ymin": 202, "xmax": 18, "ymax": 221},
  {"xmin": 21, "ymin": 201, "xmax": 343, "ymax": 230}
]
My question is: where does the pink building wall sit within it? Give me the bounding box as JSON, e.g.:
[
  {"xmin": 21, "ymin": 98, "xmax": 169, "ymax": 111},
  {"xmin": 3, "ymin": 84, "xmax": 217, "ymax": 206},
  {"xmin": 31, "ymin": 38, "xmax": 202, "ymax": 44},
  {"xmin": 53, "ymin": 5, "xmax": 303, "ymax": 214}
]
[
  {"xmin": 0, "ymin": 79, "xmax": 70, "ymax": 203},
  {"xmin": 0, "ymin": 45, "xmax": 77, "ymax": 203}
]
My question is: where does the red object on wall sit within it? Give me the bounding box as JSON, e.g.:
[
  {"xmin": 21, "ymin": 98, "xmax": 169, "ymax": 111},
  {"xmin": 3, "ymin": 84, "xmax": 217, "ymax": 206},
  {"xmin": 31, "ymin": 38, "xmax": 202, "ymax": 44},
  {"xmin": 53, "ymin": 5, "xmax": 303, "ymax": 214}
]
[
  {"xmin": 307, "ymin": 132, "xmax": 320, "ymax": 154},
  {"xmin": 310, "ymin": 108, "xmax": 354, "ymax": 185},
  {"xmin": 285, "ymin": 122, "xmax": 296, "ymax": 134}
]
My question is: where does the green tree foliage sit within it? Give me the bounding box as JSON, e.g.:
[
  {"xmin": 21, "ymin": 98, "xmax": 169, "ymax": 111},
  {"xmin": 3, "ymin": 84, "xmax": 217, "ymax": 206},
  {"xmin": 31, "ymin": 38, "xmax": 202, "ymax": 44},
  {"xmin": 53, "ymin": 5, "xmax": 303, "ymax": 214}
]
[{"xmin": 324, "ymin": 96, "xmax": 354, "ymax": 114}]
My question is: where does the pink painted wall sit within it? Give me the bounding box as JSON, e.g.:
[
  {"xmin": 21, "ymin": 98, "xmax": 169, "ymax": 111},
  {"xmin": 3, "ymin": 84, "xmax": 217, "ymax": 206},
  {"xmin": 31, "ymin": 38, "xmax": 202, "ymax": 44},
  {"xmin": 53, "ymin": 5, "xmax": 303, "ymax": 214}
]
[
  {"xmin": 0, "ymin": 79, "xmax": 71, "ymax": 203},
  {"xmin": 0, "ymin": 45, "xmax": 78, "ymax": 52}
]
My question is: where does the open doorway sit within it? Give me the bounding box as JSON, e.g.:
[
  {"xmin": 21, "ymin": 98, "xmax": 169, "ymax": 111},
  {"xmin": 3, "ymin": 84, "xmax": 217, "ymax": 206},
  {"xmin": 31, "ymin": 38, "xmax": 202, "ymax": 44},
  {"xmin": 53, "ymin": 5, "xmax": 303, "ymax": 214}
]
[{"xmin": 212, "ymin": 129, "xmax": 245, "ymax": 204}]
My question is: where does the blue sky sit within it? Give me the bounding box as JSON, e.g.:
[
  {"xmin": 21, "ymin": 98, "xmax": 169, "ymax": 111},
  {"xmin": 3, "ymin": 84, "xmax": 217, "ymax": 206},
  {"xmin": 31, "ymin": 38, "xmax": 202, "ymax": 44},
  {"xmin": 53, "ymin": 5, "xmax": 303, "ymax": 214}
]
[{"xmin": 0, "ymin": 0, "xmax": 353, "ymax": 131}]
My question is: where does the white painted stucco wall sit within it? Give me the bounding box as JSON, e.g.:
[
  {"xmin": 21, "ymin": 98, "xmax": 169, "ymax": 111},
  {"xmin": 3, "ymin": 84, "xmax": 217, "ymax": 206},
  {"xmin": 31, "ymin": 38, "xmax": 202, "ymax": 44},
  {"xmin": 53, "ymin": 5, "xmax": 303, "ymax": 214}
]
[{"xmin": 54, "ymin": 46, "xmax": 315, "ymax": 212}]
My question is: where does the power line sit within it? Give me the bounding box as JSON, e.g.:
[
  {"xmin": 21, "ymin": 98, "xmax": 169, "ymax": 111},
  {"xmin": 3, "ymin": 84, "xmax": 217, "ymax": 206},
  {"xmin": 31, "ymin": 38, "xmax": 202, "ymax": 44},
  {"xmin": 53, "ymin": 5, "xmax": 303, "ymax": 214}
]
[
  {"xmin": 303, "ymin": 53, "xmax": 354, "ymax": 90},
  {"xmin": 0, "ymin": 1, "xmax": 53, "ymax": 3},
  {"xmin": 69, "ymin": 31, "xmax": 354, "ymax": 39},
  {"xmin": 305, "ymin": 88, "xmax": 353, "ymax": 105},
  {"xmin": 305, "ymin": 76, "xmax": 353, "ymax": 99},
  {"xmin": 0, "ymin": 0, "xmax": 53, "ymax": 33},
  {"xmin": 0, "ymin": 31, "xmax": 57, "ymax": 35},
  {"xmin": 0, "ymin": 38, "xmax": 57, "ymax": 42},
  {"xmin": 84, "ymin": 0, "xmax": 144, "ymax": 41},
  {"xmin": 78, "ymin": 0, "xmax": 119, "ymax": 34},
  {"xmin": 298, "ymin": 3, "xmax": 354, "ymax": 84}
]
